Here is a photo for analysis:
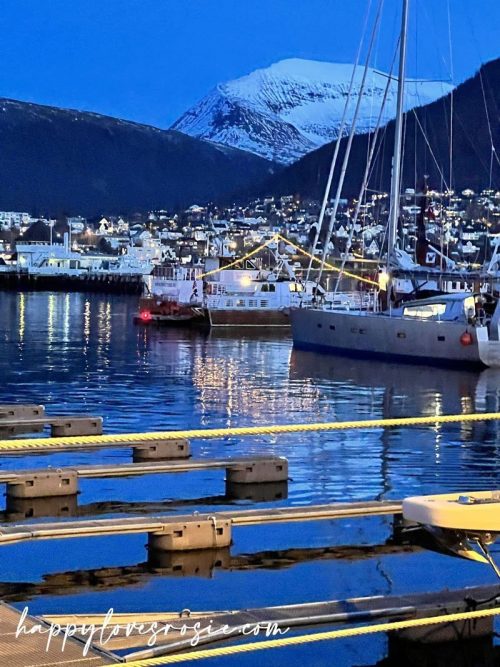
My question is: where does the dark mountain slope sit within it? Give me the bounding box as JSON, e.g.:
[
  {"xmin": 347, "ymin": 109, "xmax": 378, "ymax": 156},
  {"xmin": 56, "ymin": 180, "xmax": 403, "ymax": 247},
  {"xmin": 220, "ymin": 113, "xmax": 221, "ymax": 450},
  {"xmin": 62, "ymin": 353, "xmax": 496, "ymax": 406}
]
[
  {"xmin": 258, "ymin": 58, "xmax": 500, "ymax": 199},
  {"xmin": 0, "ymin": 99, "xmax": 276, "ymax": 215}
]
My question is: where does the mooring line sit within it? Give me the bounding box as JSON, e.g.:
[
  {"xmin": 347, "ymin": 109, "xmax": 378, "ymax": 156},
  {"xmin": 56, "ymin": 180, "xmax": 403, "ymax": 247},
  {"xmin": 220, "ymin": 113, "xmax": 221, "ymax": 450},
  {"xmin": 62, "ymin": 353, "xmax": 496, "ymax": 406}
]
[
  {"xmin": 0, "ymin": 412, "xmax": 498, "ymax": 452},
  {"xmin": 112, "ymin": 605, "xmax": 500, "ymax": 665}
]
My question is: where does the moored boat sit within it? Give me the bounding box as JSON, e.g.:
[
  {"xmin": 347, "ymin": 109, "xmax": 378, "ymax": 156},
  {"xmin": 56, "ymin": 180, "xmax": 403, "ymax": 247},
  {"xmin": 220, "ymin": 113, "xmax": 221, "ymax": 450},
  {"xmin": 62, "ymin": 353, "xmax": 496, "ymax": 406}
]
[
  {"xmin": 292, "ymin": 292, "xmax": 500, "ymax": 367},
  {"xmin": 290, "ymin": 0, "xmax": 500, "ymax": 368}
]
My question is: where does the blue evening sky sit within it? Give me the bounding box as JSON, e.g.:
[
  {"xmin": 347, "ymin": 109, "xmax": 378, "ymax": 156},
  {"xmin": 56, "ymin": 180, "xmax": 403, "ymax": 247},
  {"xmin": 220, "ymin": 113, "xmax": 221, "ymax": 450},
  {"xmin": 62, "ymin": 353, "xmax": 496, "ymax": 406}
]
[{"xmin": 1, "ymin": 0, "xmax": 499, "ymax": 128}]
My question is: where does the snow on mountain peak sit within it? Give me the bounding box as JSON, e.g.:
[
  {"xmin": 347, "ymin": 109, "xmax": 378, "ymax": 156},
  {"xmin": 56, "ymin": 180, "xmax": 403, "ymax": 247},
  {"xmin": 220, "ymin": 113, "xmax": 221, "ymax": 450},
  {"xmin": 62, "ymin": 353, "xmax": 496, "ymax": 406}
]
[{"xmin": 172, "ymin": 58, "xmax": 453, "ymax": 164}]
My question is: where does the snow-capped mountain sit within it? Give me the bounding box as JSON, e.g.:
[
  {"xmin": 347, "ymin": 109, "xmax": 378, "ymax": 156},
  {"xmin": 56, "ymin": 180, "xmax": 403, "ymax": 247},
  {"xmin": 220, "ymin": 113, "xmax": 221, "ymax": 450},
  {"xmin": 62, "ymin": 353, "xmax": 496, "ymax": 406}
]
[{"xmin": 172, "ymin": 58, "xmax": 453, "ymax": 164}]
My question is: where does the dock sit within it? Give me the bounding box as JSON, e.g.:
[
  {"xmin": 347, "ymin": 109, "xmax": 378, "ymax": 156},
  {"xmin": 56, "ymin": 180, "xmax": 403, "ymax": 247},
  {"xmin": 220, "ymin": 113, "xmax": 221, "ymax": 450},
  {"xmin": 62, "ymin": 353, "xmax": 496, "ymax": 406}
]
[
  {"xmin": 39, "ymin": 584, "xmax": 500, "ymax": 655},
  {"xmin": 3, "ymin": 583, "xmax": 498, "ymax": 663},
  {"xmin": 0, "ymin": 601, "xmax": 115, "ymax": 666},
  {"xmin": 1, "ymin": 405, "xmax": 499, "ymax": 662},
  {"xmin": 0, "ymin": 404, "xmax": 103, "ymax": 438},
  {"xmin": 0, "ymin": 456, "xmax": 289, "ymax": 519},
  {"xmin": 0, "ymin": 500, "xmax": 401, "ymax": 546},
  {"xmin": 0, "ymin": 456, "xmax": 287, "ymax": 483}
]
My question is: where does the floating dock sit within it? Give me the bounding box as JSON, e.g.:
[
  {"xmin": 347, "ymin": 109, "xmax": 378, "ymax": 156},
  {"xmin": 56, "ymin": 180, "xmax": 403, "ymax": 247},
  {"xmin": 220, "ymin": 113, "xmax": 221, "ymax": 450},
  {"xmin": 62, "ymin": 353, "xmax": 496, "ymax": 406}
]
[
  {"xmin": 0, "ymin": 404, "xmax": 103, "ymax": 438},
  {"xmin": 0, "ymin": 500, "xmax": 401, "ymax": 547},
  {"xmin": 0, "ymin": 601, "xmax": 115, "ymax": 666}
]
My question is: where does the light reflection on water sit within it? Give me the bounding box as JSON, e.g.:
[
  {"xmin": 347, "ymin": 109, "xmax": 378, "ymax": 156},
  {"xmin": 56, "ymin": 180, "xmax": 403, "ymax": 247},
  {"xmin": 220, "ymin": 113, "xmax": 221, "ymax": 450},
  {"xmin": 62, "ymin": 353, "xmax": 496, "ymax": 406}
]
[{"xmin": 1, "ymin": 291, "xmax": 500, "ymax": 666}]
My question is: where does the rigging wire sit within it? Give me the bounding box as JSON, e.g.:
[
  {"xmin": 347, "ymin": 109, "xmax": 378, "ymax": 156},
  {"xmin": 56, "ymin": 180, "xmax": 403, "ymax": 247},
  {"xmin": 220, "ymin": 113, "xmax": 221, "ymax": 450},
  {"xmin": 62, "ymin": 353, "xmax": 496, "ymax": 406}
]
[
  {"xmin": 305, "ymin": 0, "xmax": 374, "ymax": 282},
  {"xmin": 333, "ymin": 41, "xmax": 399, "ymax": 294},
  {"xmin": 316, "ymin": 0, "xmax": 385, "ymax": 287},
  {"xmin": 412, "ymin": 110, "xmax": 450, "ymax": 192}
]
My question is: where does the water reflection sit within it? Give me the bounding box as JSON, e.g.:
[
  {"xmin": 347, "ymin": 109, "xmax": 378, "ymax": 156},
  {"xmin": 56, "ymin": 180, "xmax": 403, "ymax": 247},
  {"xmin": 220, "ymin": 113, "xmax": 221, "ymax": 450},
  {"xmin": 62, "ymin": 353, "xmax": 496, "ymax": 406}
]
[
  {"xmin": 0, "ymin": 540, "xmax": 422, "ymax": 602},
  {"xmin": 1, "ymin": 292, "xmax": 500, "ymax": 667}
]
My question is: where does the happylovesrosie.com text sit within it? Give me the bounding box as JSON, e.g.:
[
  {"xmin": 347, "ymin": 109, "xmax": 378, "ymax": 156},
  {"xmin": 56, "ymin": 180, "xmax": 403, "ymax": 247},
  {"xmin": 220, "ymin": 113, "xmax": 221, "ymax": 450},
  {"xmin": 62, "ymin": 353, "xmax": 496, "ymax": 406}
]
[{"xmin": 16, "ymin": 607, "xmax": 290, "ymax": 655}]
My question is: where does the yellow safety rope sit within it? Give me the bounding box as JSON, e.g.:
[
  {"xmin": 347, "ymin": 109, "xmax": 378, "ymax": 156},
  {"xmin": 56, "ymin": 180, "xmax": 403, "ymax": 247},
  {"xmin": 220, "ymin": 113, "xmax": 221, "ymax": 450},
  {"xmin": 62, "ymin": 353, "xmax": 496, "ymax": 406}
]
[
  {"xmin": 198, "ymin": 235, "xmax": 280, "ymax": 279},
  {"xmin": 110, "ymin": 606, "xmax": 500, "ymax": 665},
  {"xmin": 196, "ymin": 232, "xmax": 378, "ymax": 286},
  {"xmin": 275, "ymin": 233, "xmax": 379, "ymax": 286},
  {"xmin": 0, "ymin": 412, "xmax": 498, "ymax": 452}
]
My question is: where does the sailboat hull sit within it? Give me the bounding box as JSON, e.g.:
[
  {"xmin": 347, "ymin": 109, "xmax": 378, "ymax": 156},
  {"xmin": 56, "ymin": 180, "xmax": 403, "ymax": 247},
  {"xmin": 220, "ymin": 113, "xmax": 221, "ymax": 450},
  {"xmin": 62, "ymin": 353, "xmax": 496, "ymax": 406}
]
[{"xmin": 290, "ymin": 307, "xmax": 486, "ymax": 367}]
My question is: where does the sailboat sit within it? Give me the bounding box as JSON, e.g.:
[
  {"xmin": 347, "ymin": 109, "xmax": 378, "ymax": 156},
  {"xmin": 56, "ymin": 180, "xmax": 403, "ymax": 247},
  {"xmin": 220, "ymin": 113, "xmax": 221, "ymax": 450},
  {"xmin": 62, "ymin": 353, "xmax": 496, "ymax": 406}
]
[{"xmin": 290, "ymin": 0, "xmax": 500, "ymax": 368}]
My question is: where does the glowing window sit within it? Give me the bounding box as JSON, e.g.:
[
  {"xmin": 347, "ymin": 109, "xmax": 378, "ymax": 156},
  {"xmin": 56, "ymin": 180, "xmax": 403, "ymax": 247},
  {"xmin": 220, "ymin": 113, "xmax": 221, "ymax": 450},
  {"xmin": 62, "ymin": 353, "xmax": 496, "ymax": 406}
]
[{"xmin": 403, "ymin": 303, "xmax": 446, "ymax": 319}]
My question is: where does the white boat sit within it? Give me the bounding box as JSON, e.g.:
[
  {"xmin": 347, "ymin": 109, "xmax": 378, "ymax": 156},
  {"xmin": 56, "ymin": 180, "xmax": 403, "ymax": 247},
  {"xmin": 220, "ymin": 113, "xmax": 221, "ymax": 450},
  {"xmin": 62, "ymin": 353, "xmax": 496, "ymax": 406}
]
[
  {"xmin": 290, "ymin": 0, "xmax": 500, "ymax": 368},
  {"xmin": 205, "ymin": 276, "xmax": 307, "ymax": 327},
  {"xmin": 204, "ymin": 249, "xmax": 325, "ymax": 328},
  {"xmin": 0, "ymin": 235, "xmax": 153, "ymax": 294},
  {"xmin": 136, "ymin": 258, "xmax": 261, "ymax": 325}
]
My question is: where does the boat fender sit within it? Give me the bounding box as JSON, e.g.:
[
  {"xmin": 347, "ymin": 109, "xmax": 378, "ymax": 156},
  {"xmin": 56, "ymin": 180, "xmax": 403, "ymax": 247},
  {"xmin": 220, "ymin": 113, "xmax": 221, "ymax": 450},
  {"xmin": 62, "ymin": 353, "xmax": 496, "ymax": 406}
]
[{"xmin": 460, "ymin": 331, "xmax": 473, "ymax": 346}]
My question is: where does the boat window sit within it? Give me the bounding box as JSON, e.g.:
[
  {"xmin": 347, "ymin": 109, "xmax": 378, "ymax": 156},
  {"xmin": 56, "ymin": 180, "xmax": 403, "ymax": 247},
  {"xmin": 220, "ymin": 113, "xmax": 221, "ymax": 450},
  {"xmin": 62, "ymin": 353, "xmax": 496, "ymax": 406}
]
[
  {"xmin": 289, "ymin": 283, "xmax": 303, "ymax": 292},
  {"xmin": 403, "ymin": 303, "xmax": 446, "ymax": 318},
  {"xmin": 269, "ymin": 284, "xmax": 276, "ymax": 292},
  {"xmin": 260, "ymin": 300, "xmax": 268, "ymax": 307},
  {"xmin": 236, "ymin": 299, "xmax": 245, "ymax": 307},
  {"xmin": 261, "ymin": 284, "xmax": 268, "ymax": 292}
]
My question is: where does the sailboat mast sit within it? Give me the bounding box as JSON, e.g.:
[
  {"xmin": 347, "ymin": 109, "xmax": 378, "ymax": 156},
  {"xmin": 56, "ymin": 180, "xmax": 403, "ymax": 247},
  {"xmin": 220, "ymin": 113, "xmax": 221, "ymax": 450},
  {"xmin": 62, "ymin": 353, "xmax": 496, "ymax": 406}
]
[{"xmin": 387, "ymin": 0, "xmax": 409, "ymax": 266}]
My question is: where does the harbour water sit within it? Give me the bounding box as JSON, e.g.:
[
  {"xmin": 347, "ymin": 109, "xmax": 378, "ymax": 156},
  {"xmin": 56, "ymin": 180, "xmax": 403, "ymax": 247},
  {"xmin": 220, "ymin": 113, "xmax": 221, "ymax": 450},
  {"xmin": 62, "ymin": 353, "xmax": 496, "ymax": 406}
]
[{"xmin": 0, "ymin": 291, "xmax": 499, "ymax": 666}]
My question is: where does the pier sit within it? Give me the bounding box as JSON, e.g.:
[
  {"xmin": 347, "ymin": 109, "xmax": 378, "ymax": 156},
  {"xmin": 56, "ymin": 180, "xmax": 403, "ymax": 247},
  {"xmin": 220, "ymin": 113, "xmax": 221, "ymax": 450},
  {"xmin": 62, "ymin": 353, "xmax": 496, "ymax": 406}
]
[
  {"xmin": 0, "ymin": 601, "xmax": 115, "ymax": 666},
  {"xmin": 0, "ymin": 500, "xmax": 402, "ymax": 547},
  {"xmin": 0, "ymin": 404, "xmax": 103, "ymax": 437},
  {"xmin": 3, "ymin": 584, "xmax": 499, "ymax": 663},
  {"xmin": 0, "ymin": 455, "xmax": 289, "ymax": 503},
  {"xmin": 0, "ymin": 406, "xmax": 499, "ymax": 664}
]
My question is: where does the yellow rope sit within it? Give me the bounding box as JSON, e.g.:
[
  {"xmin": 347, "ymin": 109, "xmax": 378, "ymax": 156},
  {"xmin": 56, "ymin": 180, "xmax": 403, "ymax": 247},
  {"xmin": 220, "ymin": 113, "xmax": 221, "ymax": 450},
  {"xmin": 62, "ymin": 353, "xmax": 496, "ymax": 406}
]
[
  {"xmin": 275, "ymin": 234, "xmax": 379, "ymax": 286},
  {"xmin": 0, "ymin": 412, "xmax": 498, "ymax": 451},
  {"xmin": 111, "ymin": 606, "xmax": 500, "ymax": 665},
  {"xmin": 197, "ymin": 232, "xmax": 378, "ymax": 286},
  {"xmin": 198, "ymin": 235, "xmax": 280, "ymax": 279}
]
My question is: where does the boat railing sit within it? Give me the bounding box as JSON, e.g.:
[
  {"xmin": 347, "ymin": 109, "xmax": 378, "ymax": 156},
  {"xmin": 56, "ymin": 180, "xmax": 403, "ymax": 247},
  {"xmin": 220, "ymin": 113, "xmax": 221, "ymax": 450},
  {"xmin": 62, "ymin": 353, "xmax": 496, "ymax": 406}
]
[
  {"xmin": 152, "ymin": 266, "xmax": 203, "ymax": 281},
  {"xmin": 322, "ymin": 290, "xmax": 379, "ymax": 312},
  {"xmin": 206, "ymin": 294, "xmax": 288, "ymax": 310}
]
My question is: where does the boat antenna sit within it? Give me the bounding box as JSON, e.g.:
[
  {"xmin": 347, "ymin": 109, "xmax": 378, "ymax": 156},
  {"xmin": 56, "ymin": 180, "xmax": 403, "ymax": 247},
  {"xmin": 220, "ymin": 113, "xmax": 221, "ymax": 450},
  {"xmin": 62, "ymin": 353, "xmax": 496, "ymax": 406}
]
[{"xmin": 387, "ymin": 0, "xmax": 409, "ymax": 269}]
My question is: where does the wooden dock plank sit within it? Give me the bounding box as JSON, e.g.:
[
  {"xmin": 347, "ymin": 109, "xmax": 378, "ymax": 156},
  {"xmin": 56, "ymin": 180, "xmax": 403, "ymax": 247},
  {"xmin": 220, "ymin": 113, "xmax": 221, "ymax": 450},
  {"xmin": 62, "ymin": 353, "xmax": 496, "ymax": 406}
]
[{"xmin": 0, "ymin": 602, "xmax": 116, "ymax": 665}]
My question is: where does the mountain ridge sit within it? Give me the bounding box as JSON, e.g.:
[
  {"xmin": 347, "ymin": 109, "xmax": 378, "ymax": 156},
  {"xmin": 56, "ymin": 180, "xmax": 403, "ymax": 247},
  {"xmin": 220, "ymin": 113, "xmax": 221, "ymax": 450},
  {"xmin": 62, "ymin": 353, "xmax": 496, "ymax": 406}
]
[
  {"xmin": 0, "ymin": 97, "xmax": 276, "ymax": 216},
  {"xmin": 172, "ymin": 58, "xmax": 453, "ymax": 164},
  {"xmin": 254, "ymin": 58, "xmax": 500, "ymax": 199}
]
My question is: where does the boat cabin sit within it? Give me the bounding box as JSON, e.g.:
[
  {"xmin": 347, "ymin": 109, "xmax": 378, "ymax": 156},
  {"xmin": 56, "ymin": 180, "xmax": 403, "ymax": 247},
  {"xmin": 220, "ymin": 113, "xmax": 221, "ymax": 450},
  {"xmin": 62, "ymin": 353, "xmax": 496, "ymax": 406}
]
[{"xmin": 390, "ymin": 293, "xmax": 497, "ymax": 325}]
